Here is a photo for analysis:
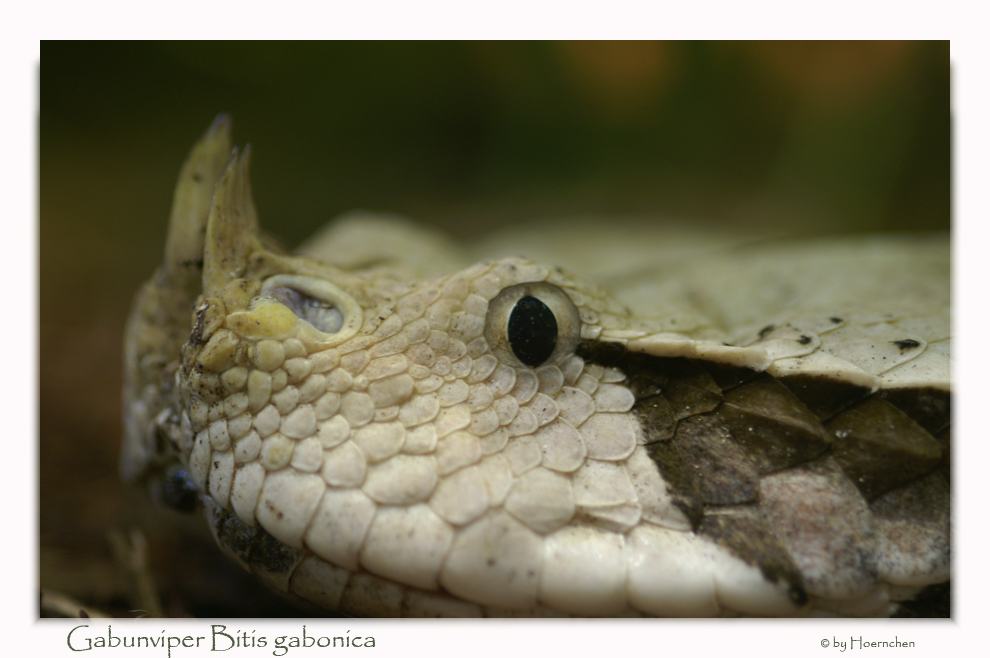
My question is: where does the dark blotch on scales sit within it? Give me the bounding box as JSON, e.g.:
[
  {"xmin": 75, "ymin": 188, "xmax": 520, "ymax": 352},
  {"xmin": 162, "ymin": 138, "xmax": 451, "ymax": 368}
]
[
  {"xmin": 672, "ymin": 415, "xmax": 759, "ymax": 505},
  {"xmin": 716, "ymin": 374, "xmax": 832, "ymax": 474},
  {"xmin": 578, "ymin": 340, "xmax": 950, "ymax": 614},
  {"xmin": 698, "ymin": 511, "xmax": 809, "ymax": 606},
  {"xmin": 827, "ymin": 396, "xmax": 942, "ymax": 501}
]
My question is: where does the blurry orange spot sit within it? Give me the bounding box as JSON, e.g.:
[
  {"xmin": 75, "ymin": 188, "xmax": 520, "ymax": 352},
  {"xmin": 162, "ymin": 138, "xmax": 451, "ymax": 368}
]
[
  {"xmin": 555, "ymin": 41, "xmax": 677, "ymax": 124},
  {"xmin": 752, "ymin": 41, "xmax": 915, "ymax": 109}
]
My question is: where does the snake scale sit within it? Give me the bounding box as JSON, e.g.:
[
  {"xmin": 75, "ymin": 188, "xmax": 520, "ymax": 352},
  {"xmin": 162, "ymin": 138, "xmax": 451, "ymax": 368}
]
[{"xmin": 121, "ymin": 117, "xmax": 950, "ymax": 617}]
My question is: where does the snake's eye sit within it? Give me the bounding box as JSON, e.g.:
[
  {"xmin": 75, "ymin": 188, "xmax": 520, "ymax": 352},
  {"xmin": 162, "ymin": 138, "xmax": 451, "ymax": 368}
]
[
  {"xmin": 269, "ymin": 285, "xmax": 344, "ymax": 333},
  {"xmin": 485, "ymin": 282, "xmax": 581, "ymax": 368},
  {"xmin": 258, "ymin": 274, "xmax": 363, "ymax": 342}
]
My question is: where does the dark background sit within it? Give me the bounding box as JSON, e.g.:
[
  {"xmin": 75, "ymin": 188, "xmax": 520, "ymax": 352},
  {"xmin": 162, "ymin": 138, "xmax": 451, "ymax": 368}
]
[{"xmin": 40, "ymin": 41, "xmax": 949, "ymax": 616}]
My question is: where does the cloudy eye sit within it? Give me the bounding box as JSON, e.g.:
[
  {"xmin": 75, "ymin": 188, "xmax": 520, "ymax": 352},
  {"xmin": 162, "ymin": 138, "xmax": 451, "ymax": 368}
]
[
  {"xmin": 259, "ymin": 274, "xmax": 363, "ymax": 343},
  {"xmin": 269, "ymin": 285, "xmax": 344, "ymax": 333},
  {"xmin": 485, "ymin": 282, "xmax": 581, "ymax": 368}
]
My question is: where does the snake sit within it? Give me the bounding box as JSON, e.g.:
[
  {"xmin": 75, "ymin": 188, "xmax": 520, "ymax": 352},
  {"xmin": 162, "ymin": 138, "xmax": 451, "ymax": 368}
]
[{"xmin": 121, "ymin": 116, "xmax": 950, "ymax": 617}]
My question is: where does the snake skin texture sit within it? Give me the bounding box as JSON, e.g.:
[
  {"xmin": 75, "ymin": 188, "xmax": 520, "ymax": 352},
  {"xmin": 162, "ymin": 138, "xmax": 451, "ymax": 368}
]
[{"xmin": 121, "ymin": 118, "xmax": 950, "ymax": 617}]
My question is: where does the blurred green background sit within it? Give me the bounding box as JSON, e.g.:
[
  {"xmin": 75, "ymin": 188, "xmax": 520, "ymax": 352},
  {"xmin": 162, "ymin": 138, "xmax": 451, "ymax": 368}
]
[{"xmin": 40, "ymin": 41, "xmax": 949, "ymax": 616}]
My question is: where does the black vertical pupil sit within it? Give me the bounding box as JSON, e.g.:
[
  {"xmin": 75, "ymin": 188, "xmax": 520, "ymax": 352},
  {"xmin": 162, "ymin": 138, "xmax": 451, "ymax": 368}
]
[{"xmin": 508, "ymin": 296, "xmax": 558, "ymax": 367}]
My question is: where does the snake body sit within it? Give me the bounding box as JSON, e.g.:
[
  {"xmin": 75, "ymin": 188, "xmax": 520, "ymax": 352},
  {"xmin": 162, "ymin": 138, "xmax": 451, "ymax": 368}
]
[{"xmin": 121, "ymin": 117, "xmax": 950, "ymax": 617}]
